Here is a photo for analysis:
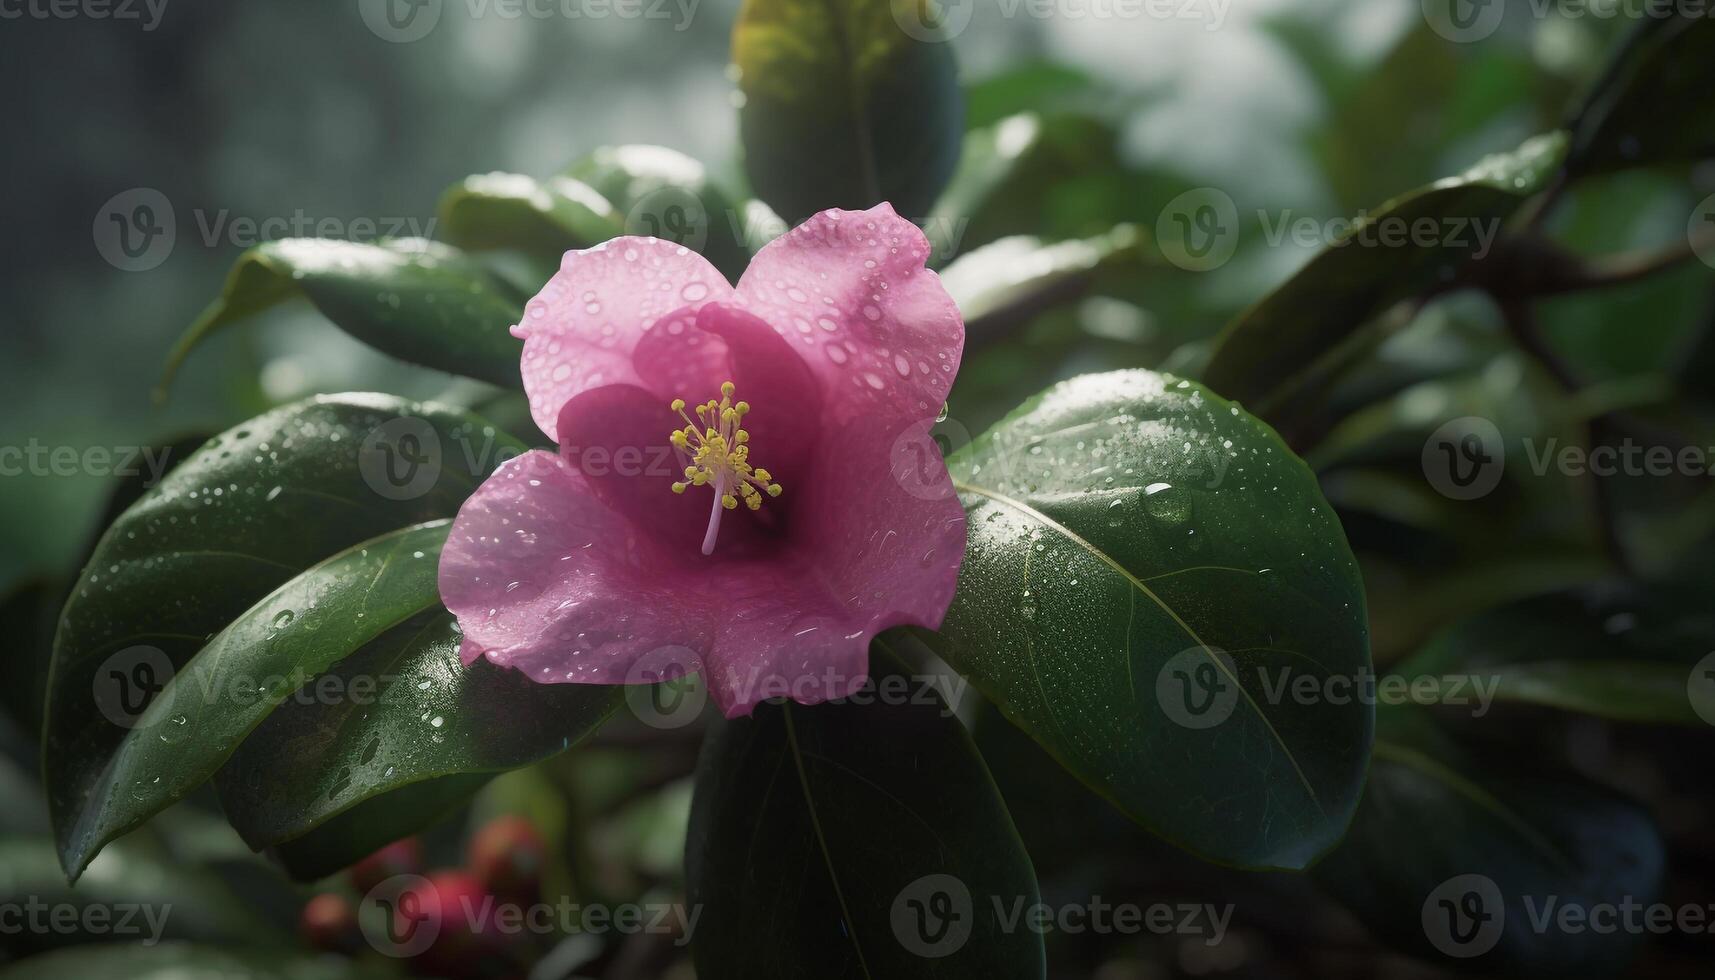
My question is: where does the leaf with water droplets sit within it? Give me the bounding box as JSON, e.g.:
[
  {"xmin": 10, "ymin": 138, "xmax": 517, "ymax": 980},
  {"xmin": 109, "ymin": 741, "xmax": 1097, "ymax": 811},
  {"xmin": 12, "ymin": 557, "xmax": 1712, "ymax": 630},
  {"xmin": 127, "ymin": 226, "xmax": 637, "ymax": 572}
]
[
  {"xmin": 157, "ymin": 238, "xmax": 524, "ymax": 401},
  {"xmin": 43, "ymin": 394, "xmax": 518, "ymax": 880},
  {"xmin": 1201, "ymin": 131, "xmax": 1567, "ymax": 435},
  {"xmin": 439, "ymin": 171, "xmax": 626, "ymax": 259},
  {"xmin": 925, "ymin": 369, "xmax": 1372, "ymax": 871},
  {"xmin": 53, "ymin": 522, "xmax": 451, "ymax": 880},
  {"xmin": 216, "ymin": 609, "xmax": 618, "ymax": 880}
]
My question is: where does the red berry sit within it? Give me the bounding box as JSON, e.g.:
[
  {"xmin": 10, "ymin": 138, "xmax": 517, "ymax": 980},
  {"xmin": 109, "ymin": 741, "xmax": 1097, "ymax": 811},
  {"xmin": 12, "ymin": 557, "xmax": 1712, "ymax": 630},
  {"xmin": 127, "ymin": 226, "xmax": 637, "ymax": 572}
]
[
  {"xmin": 466, "ymin": 815, "xmax": 547, "ymax": 902},
  {"xmin": 349, "ymin": 836, "xmax": 424, "ymax": 894},
  {"xmin": 397, "ymin": 871, "xmax": 509, "ymax": 977},
  {"xmin": 300, "ymin": 892, "xmax": 360, "ymax": 953}
]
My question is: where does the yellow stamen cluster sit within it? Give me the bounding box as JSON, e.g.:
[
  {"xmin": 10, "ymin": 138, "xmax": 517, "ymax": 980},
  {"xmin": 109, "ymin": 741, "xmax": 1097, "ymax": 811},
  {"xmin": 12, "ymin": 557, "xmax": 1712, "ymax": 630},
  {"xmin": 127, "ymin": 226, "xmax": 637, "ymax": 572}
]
[{"xmin": 668, "ymin": 381, "xmax": 783, "ymax": 512}]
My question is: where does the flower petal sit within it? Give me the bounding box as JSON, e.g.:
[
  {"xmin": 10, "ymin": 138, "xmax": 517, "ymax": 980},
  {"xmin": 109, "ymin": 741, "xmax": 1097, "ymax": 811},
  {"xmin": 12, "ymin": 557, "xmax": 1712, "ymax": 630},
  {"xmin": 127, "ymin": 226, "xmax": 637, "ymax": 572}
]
[
  {"xmin": 516, "ymin": 238, "xmax": 734, "ymax": 440},
  {"xmin": 438, "ymin": 450, "xmax": 707, "ymax": 683},
  {"xmin": 736, "ymin": 203, "xmax": 963, "ymax": 425}
]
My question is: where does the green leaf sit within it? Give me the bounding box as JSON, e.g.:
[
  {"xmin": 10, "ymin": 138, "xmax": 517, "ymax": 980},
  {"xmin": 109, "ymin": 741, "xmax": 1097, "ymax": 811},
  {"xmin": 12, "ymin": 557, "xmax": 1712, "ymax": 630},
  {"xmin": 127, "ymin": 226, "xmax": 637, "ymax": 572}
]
[
  {"xmin": 216, "ymin": 609, "xmax": 619, "ymax": 868},
  {"xmin": 1315, "ymin": 707, "xmax": 1664, "ymax": 976},
  {"xmin": 54, "ymin": 522, "xmax": 450, "ymax": 880},
  {"xmin": 1566, "ymin": 13, "xmax": 1715, "ymax": 175},
  {"xmin": 1396, "ymin": 592, "xmax": 1707, "ymax": 726},
  {"xmin": 686, "ymin": 643, "xmax": 1044, "ymax": 979},
  {"xmin": 266, "ymin": 771, "xmax": 494, "ymax": 883},
  {"xmin": 0, "ymin": 942, "xmax": 384, "ymax": 980},
  {"xmin": 938, "ymin": 225, "xmax": 1150, "ymax": 343},
  {"xmin": 44, "ymin": 394, "xmax": 520, "ymax": 879},
  {"xmin": 733, "ymin": 0, "xmax": 963, "ymax": 224},
  {"xmin": 563, "ymin": 144, "xmax": 751, "ymax": 280},
  {"xmin": 1201, "ymin": 131, "xmax": 1568, "ymax": 429},
  {"xmin": 926, "ymin": 369, "xmax": 1372, "ymax": 871},
  {"xmin": 929, "ymin": 113, "xmax": 1133, "ymax": 263},
  {"xmin": 964, "ymin": 62, "xmax": 1095, "ymax": 131},
  {"xmin": 438, "ymin": 172, "xmax": 625, "ymax": 257},
  {"xmin": 1466, "ymin": 661, "xmax": 1702, "ymax": 725},
  {"xmin": 157, "ymin": 239, "xmax": 524, "ymax": 400}
]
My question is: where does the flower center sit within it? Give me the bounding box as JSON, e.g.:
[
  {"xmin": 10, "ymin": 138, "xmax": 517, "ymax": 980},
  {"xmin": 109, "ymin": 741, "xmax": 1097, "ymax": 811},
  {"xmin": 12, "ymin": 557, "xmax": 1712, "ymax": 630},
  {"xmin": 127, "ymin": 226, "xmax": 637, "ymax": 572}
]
[{"xmin": 668, "ymin": 381, "xmax": 783, "ymax": 556}]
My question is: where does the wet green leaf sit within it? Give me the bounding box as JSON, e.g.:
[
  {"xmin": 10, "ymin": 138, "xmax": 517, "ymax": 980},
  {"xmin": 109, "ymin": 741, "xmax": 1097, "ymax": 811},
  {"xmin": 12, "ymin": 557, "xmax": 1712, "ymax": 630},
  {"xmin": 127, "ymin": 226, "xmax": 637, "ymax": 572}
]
[{"xmin": 927, "ymin": 369, "xmax": 1372, "ymax": 870}]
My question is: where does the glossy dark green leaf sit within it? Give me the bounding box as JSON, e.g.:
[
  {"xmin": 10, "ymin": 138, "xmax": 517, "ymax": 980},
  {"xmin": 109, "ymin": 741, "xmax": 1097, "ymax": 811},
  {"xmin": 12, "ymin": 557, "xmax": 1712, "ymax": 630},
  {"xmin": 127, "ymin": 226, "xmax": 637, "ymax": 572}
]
[
  {"xmin": 44, "ymin": 394, "xmax": 520, "ymax": 879},
  {"xmin": 1397, "ymin": 592, "xmax": 1707, "ymax": 726},
  {"xmin": 686, "ymin": 644, "xmax": 1044, "ymax": 979},
  {"xmin": 54, "ymin": 521, "xmax": 450, "ymax": 880},
  {"xmin": 927, "ymin": 369, "xmax": 1372, "ymax": 871},
  {"xmin": 0, "ymin": 942, "xmax": 384, "ymax": 980},
  {"xmin": 938, "ymin": 225, "xmax": 1150, "ymax": 344},
  {"xmin": 1202, "ymin": 132, "xmax": 1568, "ymax": 427},
  {"xmin": 217, "ymin": 609, "xmax": 619, "ymax": 865},
  {"xmin": 0, "ymin": 835, "xmax": 279, "ymax": 954},
  {"xmin": 438, "ymin": 172, "xmax": 625, "ymax": 258},
  {"xmin": 1566, "ymin": 13, "xmax": 1715, "ymax": 175},
  {"xmin": 157, "ymin": 239, "xmax": 524, "ymax": 399},
  {"xmin": 267, "ymin": 770, "xmax": 494, "ymax": 883},
  {"xmin": 563, "ymin": 144, "xmax": 751, "ymax": 280},
  {"xmin": 1315, "ymin": 707, "xmax": 1664, "ymax": 977},
  {"xmin": 733, "ymin": 0, "xmax": 963, "ymax": 224}
]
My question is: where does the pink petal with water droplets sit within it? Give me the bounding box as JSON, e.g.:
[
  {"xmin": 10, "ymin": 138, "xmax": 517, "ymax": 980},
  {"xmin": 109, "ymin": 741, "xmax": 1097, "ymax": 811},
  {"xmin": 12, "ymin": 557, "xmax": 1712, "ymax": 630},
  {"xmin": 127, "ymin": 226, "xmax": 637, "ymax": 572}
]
[{"xmin": 517, "ymin": 238, "xmax": 734, "ymax": 440}]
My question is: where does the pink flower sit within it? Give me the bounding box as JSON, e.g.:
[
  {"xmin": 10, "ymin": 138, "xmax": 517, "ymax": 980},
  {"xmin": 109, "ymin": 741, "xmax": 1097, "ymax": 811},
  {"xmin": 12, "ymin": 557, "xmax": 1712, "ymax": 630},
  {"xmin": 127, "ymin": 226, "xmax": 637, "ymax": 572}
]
[{"xmin": 438, "ymin": 204, "xmax": 967, "ymax": 718}]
